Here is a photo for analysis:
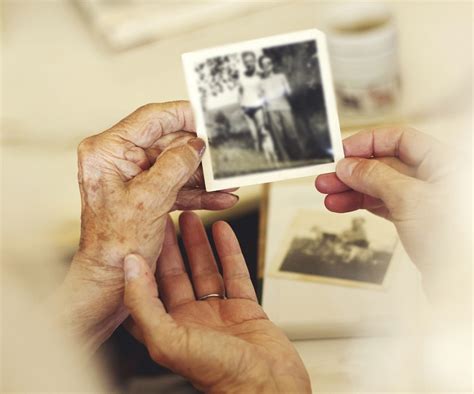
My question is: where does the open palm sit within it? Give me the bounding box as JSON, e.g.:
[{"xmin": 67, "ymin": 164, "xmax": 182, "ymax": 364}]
[{"xmin": 123, "ymin": 212, "xmax": 310, "ymax": 393}]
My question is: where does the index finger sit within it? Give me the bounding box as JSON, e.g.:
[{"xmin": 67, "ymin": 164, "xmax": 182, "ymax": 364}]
[
  {"xmin": 343, "ymin": 126, "xmax": 444, "ymax": 167},
  {"xmin": 109, "ymin": 101, "xmax": 195, "ymax": 148},
  {"xmin": 316, "ymin": 156, "xmax": 417, "ymax": 194}
]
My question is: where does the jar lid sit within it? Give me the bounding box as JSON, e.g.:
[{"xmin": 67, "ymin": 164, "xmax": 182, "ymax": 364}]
[{"xmin": 325, "ymin": 3, "xmax": 397, "ymax": 58}]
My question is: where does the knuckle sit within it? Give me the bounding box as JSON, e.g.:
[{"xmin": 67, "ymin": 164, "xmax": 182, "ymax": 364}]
[
  {"xmin": 77, "ymin": 137, "xmax": 90, "ymax": 155},
  {"xmin": 353, "ymin": 159, "xmax": 379, "ymax": 179},
  {"xmin": 157, "ymin": 266, "xmax": 186, "ymax": 280},
  {"xmin": 148, "ymin": 343, "xmax": 163, "ymax": 363},
  {"xmin": 77, "ymin": 136, "xmax": 104, "ymax": 183},
  {"xmin": 77, "ymin": 136, "xmax": 97, "ymax": 158},
  {"xmin": 136, "ymin": 103, "xmax": 157, "ymax": 115},
  {"xmin": 230, "ymin": 271, "xmax": 250, "ymax": 281},
  {"xmin": 124, "ymin": 286, "xmax": 140, "ymax": 309},
  {"xmin": 160, "ymin": 149, "xmax": 195, "ymax": 179},
  {"xmin": 168, "ymin": 145, "xmax": 191, "ymax": 161},
  {"xmin": 176, "ymin": 145, "xmax": 198, "ymax": 169},
  {"xmin": 193, "ymin": 267, "xmax": 218, "ymax": 280},
  {"xmin": 124, "ymin": 281, "xmax": 152, "ymax": 309},
  {"xmin": 172, "ymin": 99, "xmax": 189, "ymax": 107},
  {"xmin": 387, "ymin": 179, "xmax": 425, "ymax": 217}
]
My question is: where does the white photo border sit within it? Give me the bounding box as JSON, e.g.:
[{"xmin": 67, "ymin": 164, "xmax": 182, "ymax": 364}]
[{"xmin": 182, "ymin": 29, "xmax": 344, "ymax": 192}]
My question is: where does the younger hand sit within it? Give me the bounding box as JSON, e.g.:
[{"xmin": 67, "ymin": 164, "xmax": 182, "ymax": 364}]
[
  {"xmin": 123, "ymin": 213, "xmax": 311, "ymax": 394},
  {"xmin": 316, "ymin": 127, "xmax": 469, "ymax": 301}
]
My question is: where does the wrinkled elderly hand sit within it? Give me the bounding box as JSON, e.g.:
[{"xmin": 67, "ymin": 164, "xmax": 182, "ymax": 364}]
[
  {"xmin": 316, "ymin": 127, "xmax": 469, "ymax": 302},
  {"xmin": 123, "ymin": 212, "xmax": 311, "ymax": 394},
  {"xmin": 54, "ymin": 102, "xmax": 238, "ymax": 352}
]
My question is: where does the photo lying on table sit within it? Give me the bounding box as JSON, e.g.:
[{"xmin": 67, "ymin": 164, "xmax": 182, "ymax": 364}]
[
  {"xmin": 269, "ymin": 209, "xmax": 398, "ymax": 289},
  {"xmin": 182, "ymin": 29, "xmax": 343, "ymax": 191}
]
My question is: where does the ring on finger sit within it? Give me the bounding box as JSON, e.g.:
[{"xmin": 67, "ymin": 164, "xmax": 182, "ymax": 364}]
[{"xmin": 198, "ymin": 293, "xmax": 225, "ymax": 301}]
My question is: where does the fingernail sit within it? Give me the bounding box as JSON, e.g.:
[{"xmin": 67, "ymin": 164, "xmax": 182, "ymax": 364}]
[
  {"xmin": 188, "ymin": 138, "xmax": 206, "ymax": 157},
  {"xmin": 336, "ymin": 158, "xmax": 359, "ymax": 179},
  {"xmin": 124, "ymin": 254, "xmax": 140, "ymax": 283}
]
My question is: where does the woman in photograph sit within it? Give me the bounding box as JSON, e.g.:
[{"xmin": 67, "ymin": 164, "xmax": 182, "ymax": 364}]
[{"xmin": 259, "ymin": 55, "xmax": 304, "ymax": 162}]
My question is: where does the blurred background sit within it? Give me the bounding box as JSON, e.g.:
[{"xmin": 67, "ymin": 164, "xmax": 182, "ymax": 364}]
[{"xmin": 1, "ymin": 1, "xmax": 472, "ymax": 392}]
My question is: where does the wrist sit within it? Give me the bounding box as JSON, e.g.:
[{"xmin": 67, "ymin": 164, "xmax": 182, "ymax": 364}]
[
  {"xmin": 47, "ymin": 254, "xmax": 128, "ymax": 355},
  {"xmin": 207, "ymin": 369, "xmax": 311, "ymax": 394},
  {"xmin": 77, "ymin": 230, "xmax": 163, "ymax": 270},
  {"xmin": 209, "ymin": 380, "xmax": 310, "ymax": 394}
]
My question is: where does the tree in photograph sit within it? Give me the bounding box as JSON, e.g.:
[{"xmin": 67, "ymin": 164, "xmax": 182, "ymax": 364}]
[
  {"xmin": 195, "ymin": 54, "xmax": 240, "ymax": 111},
  {"xmin": 263, "ymin": 41, "xmax": 329, "ymax": 157}
]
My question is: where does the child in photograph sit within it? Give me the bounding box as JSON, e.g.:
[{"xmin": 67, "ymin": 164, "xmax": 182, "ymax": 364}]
[{"xmin": 259, "ymin": 55, "xmax": 303, "ymax": 161}]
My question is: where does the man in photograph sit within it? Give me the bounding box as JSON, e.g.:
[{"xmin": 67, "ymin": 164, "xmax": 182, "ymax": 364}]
[{"xmin": 238, "ymin": 51, "xmax": 269, "ymax": 154}]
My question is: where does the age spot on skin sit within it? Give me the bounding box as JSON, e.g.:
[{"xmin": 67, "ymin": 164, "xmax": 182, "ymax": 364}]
[
  {"xmin": 97, "ymin": 232, "xmax": 110, "ymax": 242},
  {"xmin": 137, "ymin": 202, "xmax": 145, "ymax": 210}
]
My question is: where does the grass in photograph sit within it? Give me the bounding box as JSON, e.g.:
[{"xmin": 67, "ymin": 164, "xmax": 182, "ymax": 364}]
[{"xmin": 204, "ymin": 103, "xmax": 332, "ymax": 178}]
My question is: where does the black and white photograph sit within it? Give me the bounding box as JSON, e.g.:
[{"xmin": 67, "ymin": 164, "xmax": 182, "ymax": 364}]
[
  {"xmin": 183, "ymin": 30, "xmax": 343, "ymax": 191},
  {"xmin": 270, "ymin": 210, "xmax": 398, "ymax": 288}
]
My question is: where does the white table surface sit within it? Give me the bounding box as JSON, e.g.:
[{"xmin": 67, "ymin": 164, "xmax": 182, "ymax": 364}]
[{"xmin": 1, "ymin": 1, "xmax": 472, "ymax": 392}]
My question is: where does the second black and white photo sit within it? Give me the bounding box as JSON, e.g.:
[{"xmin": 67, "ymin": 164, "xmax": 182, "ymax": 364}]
[{"xmin": 269, "ymin": 209, "xmax": 398, "ymax": 288}]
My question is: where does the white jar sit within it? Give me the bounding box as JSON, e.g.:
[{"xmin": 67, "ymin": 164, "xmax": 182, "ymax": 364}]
[{"xmin": 324, "ymin": 3, "xmax": 401, "ymax": 127}]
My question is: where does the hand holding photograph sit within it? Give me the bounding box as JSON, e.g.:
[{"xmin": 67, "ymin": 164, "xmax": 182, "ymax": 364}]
[{"xmin": 183, "ymin": 29, "xmax": 344, "ymax": 191}]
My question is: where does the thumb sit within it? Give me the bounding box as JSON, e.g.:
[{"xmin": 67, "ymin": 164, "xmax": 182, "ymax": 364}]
[
  {"xmin": 336, "ymin": 157, "xmax": 420, "ymax": 210},
  {"xmin": 123, "ymin": 254, "xmax": 173, "ymax": 343},
  {"xmin": 145, "ymin": 137, "xmax": 205, "ymax": 195}
]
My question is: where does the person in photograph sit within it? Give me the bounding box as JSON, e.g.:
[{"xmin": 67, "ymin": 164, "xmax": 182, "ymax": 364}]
[
  {"xmin": 316, "ymin": 235, "xmax": 337, "ymax": 265},
  {"xmin": 340, "ymin": 217, "xmax": 369, "ymax": 248},
  {"xmin": 333, "ymin": 241, "xmax": 352, "ymax": 264},
  {"xmin": 259, "ymin": 54, "xmax": 304, "ymax": 161},
  {"xmin": 238, "ymin": 51, "xmax": 276, "ymax": 162}
]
